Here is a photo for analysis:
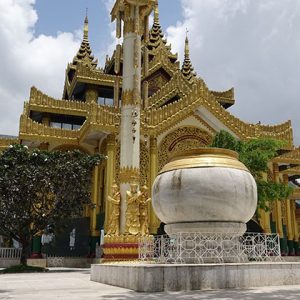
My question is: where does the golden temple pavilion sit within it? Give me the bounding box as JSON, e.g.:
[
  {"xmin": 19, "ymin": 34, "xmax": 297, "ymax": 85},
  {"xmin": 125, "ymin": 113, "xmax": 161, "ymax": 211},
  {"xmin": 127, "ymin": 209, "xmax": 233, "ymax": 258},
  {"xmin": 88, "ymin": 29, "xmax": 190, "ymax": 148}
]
[{"xmin": 0, "ymin": 0, "xmax": 300, "ymax": 258}]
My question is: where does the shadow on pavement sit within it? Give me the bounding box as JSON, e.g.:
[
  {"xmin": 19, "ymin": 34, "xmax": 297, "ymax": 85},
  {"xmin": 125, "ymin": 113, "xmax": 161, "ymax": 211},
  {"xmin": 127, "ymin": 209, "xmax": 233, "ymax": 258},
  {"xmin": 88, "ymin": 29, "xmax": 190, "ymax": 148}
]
[{"xmin": 99, "ymin": 288, "xmax": 300, "ymax": 300}]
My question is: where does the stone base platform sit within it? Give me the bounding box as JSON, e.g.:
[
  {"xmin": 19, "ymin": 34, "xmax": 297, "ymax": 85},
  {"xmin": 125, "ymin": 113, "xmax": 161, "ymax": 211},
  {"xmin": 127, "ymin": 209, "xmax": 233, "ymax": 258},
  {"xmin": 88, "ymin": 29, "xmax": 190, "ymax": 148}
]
[{"xmin": 91, "ymin": 262, "xmax": 300, "ymax": 292}]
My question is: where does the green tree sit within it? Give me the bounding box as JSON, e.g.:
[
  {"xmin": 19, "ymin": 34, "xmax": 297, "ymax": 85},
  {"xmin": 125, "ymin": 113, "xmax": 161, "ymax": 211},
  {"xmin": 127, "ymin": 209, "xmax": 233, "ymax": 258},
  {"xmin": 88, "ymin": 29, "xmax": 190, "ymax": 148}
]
[
  {"xmin": 211, "ymin": 130, "xmax": 294, "ymax": 211},
  {"xmin": 0, "ymin": 145, "xmax": 104, "ymax": 265}
]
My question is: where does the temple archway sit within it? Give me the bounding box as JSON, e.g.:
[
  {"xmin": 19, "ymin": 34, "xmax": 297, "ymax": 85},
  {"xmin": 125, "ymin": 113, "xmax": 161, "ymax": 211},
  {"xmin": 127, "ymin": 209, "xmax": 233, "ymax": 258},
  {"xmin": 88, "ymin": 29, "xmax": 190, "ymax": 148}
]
[{"xmin": 158, "ymin": 126, "xmax": 213, "ymax": 171}]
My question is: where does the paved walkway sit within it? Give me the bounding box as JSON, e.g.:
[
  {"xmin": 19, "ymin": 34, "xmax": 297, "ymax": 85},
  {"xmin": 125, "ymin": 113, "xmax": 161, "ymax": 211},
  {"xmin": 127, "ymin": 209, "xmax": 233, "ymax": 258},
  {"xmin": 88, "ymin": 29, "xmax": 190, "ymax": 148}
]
[{"xmin": 1, "ymin": 269, "xmax": 300, "ymax": 299}]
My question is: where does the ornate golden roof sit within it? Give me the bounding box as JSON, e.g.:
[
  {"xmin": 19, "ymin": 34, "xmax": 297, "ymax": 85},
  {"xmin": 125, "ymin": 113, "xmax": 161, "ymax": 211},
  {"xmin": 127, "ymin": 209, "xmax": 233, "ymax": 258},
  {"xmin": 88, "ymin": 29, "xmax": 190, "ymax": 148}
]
[
  {"xmin": 281, "ymin": 166, "xmax": 300, "ymax": 175},
  {"xmin": 273, "ymin": 147, "xmax": 300, "ymax": 165}
]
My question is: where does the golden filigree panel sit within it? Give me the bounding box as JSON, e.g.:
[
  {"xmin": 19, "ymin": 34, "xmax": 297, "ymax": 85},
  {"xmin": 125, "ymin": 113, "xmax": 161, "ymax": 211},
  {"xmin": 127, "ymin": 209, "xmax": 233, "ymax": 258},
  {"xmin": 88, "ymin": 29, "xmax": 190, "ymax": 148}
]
[
  {"xmin": 158, "ymin": 127, "xmax": 213, "ymax": 171},
  {"xmin": 115, "ymin": 141, "xmax": 149, "ymax": 186},
  {"xmin": 119, "ymin": 167, "xmax": 140, "ymax": 183}
]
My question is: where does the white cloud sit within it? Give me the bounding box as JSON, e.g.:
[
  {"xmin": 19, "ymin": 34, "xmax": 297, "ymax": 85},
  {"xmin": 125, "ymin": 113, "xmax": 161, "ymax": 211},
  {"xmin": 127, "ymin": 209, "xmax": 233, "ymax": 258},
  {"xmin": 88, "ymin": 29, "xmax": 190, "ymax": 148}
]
[
  {"xmin": 0, "ymin": 0, "xmax": 81, "ymax": 136},
  {"xmin": 166, "ymin": 0, "xmax": 300, "ymax": 145}
]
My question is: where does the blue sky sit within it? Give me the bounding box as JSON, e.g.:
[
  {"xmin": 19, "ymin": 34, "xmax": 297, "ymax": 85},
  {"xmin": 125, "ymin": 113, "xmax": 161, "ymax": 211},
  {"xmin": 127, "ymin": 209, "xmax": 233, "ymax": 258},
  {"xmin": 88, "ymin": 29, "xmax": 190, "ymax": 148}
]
[{"xmin": 34, "ymin": 0, "xmax": 183, "ymax": 62}]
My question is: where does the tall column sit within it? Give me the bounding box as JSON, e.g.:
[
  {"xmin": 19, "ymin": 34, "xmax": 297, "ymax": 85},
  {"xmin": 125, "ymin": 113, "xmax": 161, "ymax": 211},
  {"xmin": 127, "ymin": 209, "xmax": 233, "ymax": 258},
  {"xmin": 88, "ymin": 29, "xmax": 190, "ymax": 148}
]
[
  {"xmin": 90, "ymin": 165, "xmax": 100, "ymax": 254},
  {"xmin": 112, "ymin": 0, "xmax": 155, "ymax": 234},
  {"xmin": 292, "ymin": 200, "xmax": 300, "ymax": 255},
  {"xmin": 104, "ymin": 134, "xmax": 116, "ymax": 231},
  {"xmin": 291, "ymin": 200, "xmax": 299, "ymax": 255},
  {"xmin": 283, "ymin": 174, "xmax": 294, "ymax": 255},
  {"xmin": 90, "ymin": 165, "xmax": 100, "ymax": 235},
  {"xmin": 149, "ymin": 137, "xmax": 159, "ymax": 233},
  {"xmin": 273, "ymin": 163, "xmax": 285, "ymax": 251},
  {"xmin": 259, "ymin": 172, "xmax": 271, "ymax": 233}
]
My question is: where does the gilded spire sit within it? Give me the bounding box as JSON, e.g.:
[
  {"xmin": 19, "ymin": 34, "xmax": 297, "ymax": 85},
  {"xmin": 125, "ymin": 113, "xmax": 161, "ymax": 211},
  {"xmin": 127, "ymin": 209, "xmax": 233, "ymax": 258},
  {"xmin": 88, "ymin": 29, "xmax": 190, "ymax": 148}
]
[
  {"xmin": 83, "ymin": 8, "xmax": 89, "ymax": 41},
  {"xmin": 147, "ymin": 0, "xmax": 166, "ymax": 49},
  {"xmin": 184, "ymin": 30, "xmax": 190, "ymax": 59},
  {"xmin": 154, "ymin": 0, "xmax": 159, "ymax": 25},
  {"xmin": 181, "ymin": 30, "xmax": 196, "ymax": 82},
  {"xmin": 71, "ymin": 12, "xmax": 98, "ymax": 69}
]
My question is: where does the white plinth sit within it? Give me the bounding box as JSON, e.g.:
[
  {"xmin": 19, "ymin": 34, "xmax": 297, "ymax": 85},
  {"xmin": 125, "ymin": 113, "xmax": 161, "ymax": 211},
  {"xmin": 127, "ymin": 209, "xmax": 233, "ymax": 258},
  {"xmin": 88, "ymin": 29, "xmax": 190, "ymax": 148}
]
[{"xmin": 91, "ymin": 262, "xmax": 300, "ymax": 292}]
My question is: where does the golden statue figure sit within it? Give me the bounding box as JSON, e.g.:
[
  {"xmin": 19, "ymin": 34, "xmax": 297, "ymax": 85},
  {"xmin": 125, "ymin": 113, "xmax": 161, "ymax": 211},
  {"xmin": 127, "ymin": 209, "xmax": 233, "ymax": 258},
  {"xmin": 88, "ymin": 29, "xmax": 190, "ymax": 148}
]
[
  {"xmin": 139, "ymin": 185, "xmax": 151, "ymax": 236},
  {"xmin": 107, "ymin": 182, "xmax": 121, "ymax": 236},
  {"xmin": 125, "ymin": 183, "xmax": 141, "ymax": 235}
]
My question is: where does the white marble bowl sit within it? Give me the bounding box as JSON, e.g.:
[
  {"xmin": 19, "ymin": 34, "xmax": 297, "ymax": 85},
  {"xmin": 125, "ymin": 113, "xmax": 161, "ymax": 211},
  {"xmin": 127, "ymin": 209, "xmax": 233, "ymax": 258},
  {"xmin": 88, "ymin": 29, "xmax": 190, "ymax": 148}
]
[{"xmin": 152, "ymin": 148, "xmax": 257, "ymax": 235}]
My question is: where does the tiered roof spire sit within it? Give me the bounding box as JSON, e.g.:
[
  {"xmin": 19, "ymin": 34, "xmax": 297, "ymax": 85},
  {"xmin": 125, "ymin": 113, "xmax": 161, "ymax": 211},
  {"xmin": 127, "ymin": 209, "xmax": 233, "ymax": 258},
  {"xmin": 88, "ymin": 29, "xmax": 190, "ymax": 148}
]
[
  {"xmin": 181, "ymin": 30, "xmax": 196, "ymax": 82},
  {"xmin": 71, "ymin": 13, "xmax": 98, "ymax": 69},
  {"xmin": 147, "ymin": 0, "xmax": 167, "ymax": 49}
]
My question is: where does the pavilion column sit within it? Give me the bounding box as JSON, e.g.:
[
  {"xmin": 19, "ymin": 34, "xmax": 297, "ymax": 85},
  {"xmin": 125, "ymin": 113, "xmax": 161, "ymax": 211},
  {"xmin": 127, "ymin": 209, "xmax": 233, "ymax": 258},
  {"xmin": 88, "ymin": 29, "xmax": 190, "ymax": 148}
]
[
  {"xmin": 90, "ymin": 165, "xmax": 100, "ymax": 254},
  {"xmin": 114, "ymin": 76, "xmax": 120, "ymax": 108},
  {"xmin": 283, "ymin": 174, "xmax": 294, "ymax": 255},
  {"xmin": 291, "ymin": 200, "xmax": 299, "ymax": 255},
  {"xmin": 149, "ymin": 137, "xmax": 160, "ymax": 233},
  {"xmin": 273, "ymin": 163, "xmax": 285, "ymax": 251},
  {"xmin": 104, "ymin": 134, "xmax": 116, "ymax": 231},
  {"xmin": 259, "ymin": 173, "xmax": 271, "ymax": 233},
  {"xmin": 291, "ymin": 200, "xmax": 300, "ymax": 255}
]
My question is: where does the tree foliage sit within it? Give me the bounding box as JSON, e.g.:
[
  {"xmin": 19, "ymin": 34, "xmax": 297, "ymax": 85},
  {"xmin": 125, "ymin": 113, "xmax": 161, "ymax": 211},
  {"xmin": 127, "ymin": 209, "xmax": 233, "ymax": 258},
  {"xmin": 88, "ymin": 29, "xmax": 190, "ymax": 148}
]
[
  {"xmin": 0, "ymin": 145, "xmax": 104, "ymax": 264},
  {"xmin": 211, "ymin": 130, "xmax": 294, "ymax": 211}
]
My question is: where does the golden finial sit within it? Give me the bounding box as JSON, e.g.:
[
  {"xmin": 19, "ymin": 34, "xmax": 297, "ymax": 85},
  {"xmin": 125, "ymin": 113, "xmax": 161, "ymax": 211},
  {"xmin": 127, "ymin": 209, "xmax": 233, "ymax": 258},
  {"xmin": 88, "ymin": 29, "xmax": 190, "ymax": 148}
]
[
  {"xmin": 154, "ymin": 0, "xmax": 159, "ymax": 25},
  {"xmin": 83, "ymin": 8, "xmax": 89, "ymax": 41},
  {"xmin": 185, "ymin": 28, "xmax": 190, "ymax": 59}
]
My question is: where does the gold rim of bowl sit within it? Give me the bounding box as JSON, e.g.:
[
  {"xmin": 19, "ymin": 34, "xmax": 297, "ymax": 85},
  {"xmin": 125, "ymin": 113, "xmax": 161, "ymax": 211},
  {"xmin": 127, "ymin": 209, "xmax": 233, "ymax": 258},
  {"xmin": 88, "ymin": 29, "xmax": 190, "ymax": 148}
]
[{"xmin": 159, "ymin": 148, "xmax": 249, "ymax": 174}]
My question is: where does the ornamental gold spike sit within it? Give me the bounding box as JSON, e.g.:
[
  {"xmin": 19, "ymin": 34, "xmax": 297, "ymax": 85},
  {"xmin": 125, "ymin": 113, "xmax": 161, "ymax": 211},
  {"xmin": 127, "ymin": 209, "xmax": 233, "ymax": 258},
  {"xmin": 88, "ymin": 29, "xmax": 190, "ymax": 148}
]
[
  {"xmin": 185, "ymin": 28, "xmax": 190, "ymax": 59},
  {"xmin": 181, "ymin": 28, "xmax": 196, "ymax": 82},
  {"xmin": 154, "ymin": 0, "xmax": 159, "ymax": 25},
  {"xmin": 83, "ymin": 10, "xmax": 89, "ymax": 42}
]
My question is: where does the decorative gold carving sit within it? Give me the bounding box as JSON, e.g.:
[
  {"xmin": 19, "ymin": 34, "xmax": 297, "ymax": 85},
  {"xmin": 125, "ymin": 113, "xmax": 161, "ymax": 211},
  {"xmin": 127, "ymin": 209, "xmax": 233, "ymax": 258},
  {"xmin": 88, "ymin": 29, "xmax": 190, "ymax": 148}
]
[
  {"xmin": 291, "ymin": 188, "xmax": 300, "ymax": 200},
  {"xmin": 20, "ymin": 114, "xmax": 78, "ymax": 144},
  {"xmin": 107, "ymin": 182, "xmax": 121, "ymax": 236},
  {"xmin": 104, "ymin": 234, "xmax": 139, "ymax": 244},
  {"xmin": 119, "ymin": 166, "xmax": 140, "ymax": 184},
  {"xmin": 148, "ymin": 73, "xmax": 169, "ymax": 92},
  {"xmin": 147, "ymin": 46, "xmax": 179, "ymax": 78},
  {"xmin": 158, "ymin": 127, "xmax": 213, "ymax": 171},
  {"xmin": 79, "ymin": 103, "xmax": 120, "ymax": 141},
  {"xmin": 103, "ymin": 246, "xmax": 139, "ymax": 256},
  {"xmin": 85, "ymin": 88, "xmax": 98, "ymax": 103},
  {"xmin": 281, "ymin": 166, "xmax": 300, "ymax": 175},
  {"xmin": 115, "ymin": 142, "xmax": 148, "ymax": 185},
  {"xmin": 142, "ymin": 79, "xmax": 293, "ymax": 146},
  {"xmin": 193, "ymin": 114, "xmax": 217, "ymax": 135},
  {"xmin": 160, "ymin": 148, "xmax": 249, "ymax": 174},
  {"xmin": 140, "ymin": 141, "xmax": 150, "ymax": 186},
  {"xmin": 146, "ymin": 73, "xmax": 189, "ymax": 109},
  {"xmin": 274, "ymin": 147, "xmax": 300, "ymax": 165},
  {"xmin": 124, "ymin": 19, "xmax": 135, "ymax": 35},
  {"xmin": 68, "ymin": 65, "xmax": 122, "ymax": 96},
  {"xmin": 125, "ymin": 183, "xmax": 141, "ymax": 235},
  {"xmin": 122, "ymin": 90, "xmax": 141, "ymax": 106},
  {"xmin": 139, "ymin": 185, "xmax": 151, "ymax": 236},
  {"xmin": 211, "ymin": 88, "xmax": 235, "ymax": 106},
  {"xmin": 122, "ymin": 90, "xmax": 134, "ymax": 106},
  {"xmin": 29, "ymin": 87, "xmax": 87, "ymax": 117},
  {"xmin": 0, "ymin": 138, "xmax": 19, "ymax": 151}
]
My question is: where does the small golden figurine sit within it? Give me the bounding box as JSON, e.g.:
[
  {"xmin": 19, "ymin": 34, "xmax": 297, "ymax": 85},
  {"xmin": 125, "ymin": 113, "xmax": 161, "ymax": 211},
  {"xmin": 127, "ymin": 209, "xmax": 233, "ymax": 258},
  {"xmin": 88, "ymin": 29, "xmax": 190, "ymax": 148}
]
[
  {"xmin": 125, "ymin": 183, "xmax": 141, "ymax": 235},
  {"xmin": 139, "ymin": 185, "xmax": 151, "ymax": 236},
  {"xmin": 107, "ymin": 182, "xmax": 121, "ymax": 236}
]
